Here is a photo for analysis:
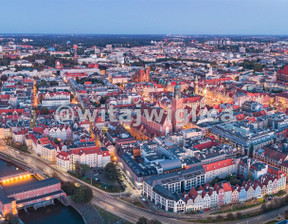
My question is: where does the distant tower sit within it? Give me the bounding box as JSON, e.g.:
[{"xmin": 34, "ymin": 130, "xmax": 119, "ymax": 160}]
[
  {"xmin": 55, "ymin": 60, "xmax": 63, "ymax": 69},
  {"xmin": 144, "ymin": 67, "xmax": 150, "ymax": 82},
  {"xmin": 174, "ymin": 81, "xmax": 181, "ymax": 99},
  {"xmin": 73, "ymin": 51, "xmax": 79, "ymax": 64},
  {"xmin": 195, "ymin": 76, "xmax": 199, "ymax": 95},
  {"xmin": 172, "ymin": 81, "xmax": 184, "ymax": 131},
  {"xmin": 132, "ymin": 68, "xmax": 150, "ymax": 83},
  {"xmin": 206, "ymin": 65, "xmax": 213, "ymax": 79}
]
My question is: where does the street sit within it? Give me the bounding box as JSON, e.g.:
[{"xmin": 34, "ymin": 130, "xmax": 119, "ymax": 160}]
[{"xmin": 0, "ymin": 145, "xmax": 286, "ymax": 224}]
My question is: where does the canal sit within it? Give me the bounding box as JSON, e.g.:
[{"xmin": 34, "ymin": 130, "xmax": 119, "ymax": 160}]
[{"xmin": 18, "ymin": 200, "xmax": 85, "ymax": 224}]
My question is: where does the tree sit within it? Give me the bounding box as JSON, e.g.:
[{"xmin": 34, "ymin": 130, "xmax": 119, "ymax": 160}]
[
  {"xmin": 226, "ymin": 213, "xmax": 234, "ymax": 220},
  {"xmin": 4, "ymin": 214, "xmax": 19, "ymax": 224},
  {"xmin": 137, "ymin": 217, "xmax": 148, "ymax": 224},
  {"xmin": 50, "ymin": 80, "xmax": 59, "ymax": 86},
  {"xmin": 210, "ymin": 176, "xmax": 220, "ymax": 186},
  {"xmin": 70, "ymin": 93, "xmax": 74, "ymax": 102},
  {"xmin": 285, "ymin": 210, "xmax": 288, "ymax": 220},
  {"xmin": 100, "ymin": 96, "xmax": 109, "ymax": 104},
  {"xmin": 284, "ymin": 195, "xmax": 288, "ymax": 203},
  {"xmin": 254, "ymin": 64, "xmax": 263, "ymax": 73},
  {"xmin": 261, "ymin": 203, "xmax": 268, "ymax": 211},
  {"xmin": 236, "ymin": 212, "xmax": 242, "ymax": 220},
  {"xmin": 40, "ymin": 107, "xmax": 49, "ymax": 115},
  {"xmin": 52, "ymin": 172, "xmax": 60, "ymax": 179},
  {"xmin": 72, "ymin": 185, "xmax": 93, "ymax": 203},
  {"xmin": 73, "ymin": 162, "xmax": 90, "ymax": 178},
  {"xmin": 53, "ymin": 138, "xmax": 61, "ymax": 145},
  {"xmin": 216, "ymin": 215, "xmax": 223, "ymax": 221},
  {"xmin": 74, "ymin": 162, "xmax": 82, "ymax": 178},
  {"xmin": 81, "ymin": 164, "xmax": 90, "ymax": 175},
  {"xmin": 1, "ymin": 74, "xmax": 8, "ymax": 82},
  {"xmin": 40, "ymin": 79, "xmax": 47, "ymax": 87},
  {"xmin": 61, "ymin": 181, "xmax": 77, "ymax": 195},
  {"xmin": 104, "ymin": 163, "xmax": 120, "ymax": 181}
]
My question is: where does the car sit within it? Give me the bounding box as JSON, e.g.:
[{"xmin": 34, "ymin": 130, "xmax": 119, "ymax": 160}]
[{"xmin": 132, "ymin": 187, "xmax": 136, "ymax": 190}]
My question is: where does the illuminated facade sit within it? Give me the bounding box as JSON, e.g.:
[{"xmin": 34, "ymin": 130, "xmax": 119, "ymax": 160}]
[{"xmin": 0, "ymin": 178, "xmax": 66, "ymax": 216}]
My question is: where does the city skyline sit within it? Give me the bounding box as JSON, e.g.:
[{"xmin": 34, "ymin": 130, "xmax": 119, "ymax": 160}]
[{"xmin": 1, "ymin": 0, "xmax": 288, "ymax": 35}]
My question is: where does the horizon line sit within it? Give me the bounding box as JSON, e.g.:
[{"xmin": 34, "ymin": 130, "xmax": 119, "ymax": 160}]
[{"xmin": 1, "ymin": 33, "xmax": 288, "ymax": 37}]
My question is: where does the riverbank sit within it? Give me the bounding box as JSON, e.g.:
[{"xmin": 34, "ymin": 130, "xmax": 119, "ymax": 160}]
[
  {"xmin": 93, "ymin": 204, "xmax": 132, "ymax": 224},
  {"xmin": 68, "ymin": 197, "xmax": 104, "ymax": 224},
  {"xmin": 18, "ymin": 200, "xmax": 84, "ymax": 224}
]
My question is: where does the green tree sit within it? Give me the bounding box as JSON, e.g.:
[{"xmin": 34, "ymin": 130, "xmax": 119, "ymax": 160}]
[
  {"xmin": 74, "ymin": 162, "xmax": 82, "ymax": 178},
  {"xmin": 1, "ymin": 74, "xmax": 8, "ymax": 82},
  {"xmin": 285, "ymin": 210, "xmax": 288, "ymax": 219},
  {"xmin": 40, "ymin": 107, "xmax": 49, "ymax": 115},
  {"xmin": 40, "ymin": 79, "xmax": 47, "ymax": 87},
  {"xmin": 72, "ymin": 185, "xmax": 93, "ymax": 203},
  {"xmin": 61, "ymin": 181, "xmax": 77, "ymax": 195},
  {"xmin": 100, "ymin": 96, "xmax": 109, "ymax": 104},
  {"xmin": 216, "ymin": 215, "xmax": 224, "ymax": 221},
  {"xmin": 81, "ymin": 164, "xmax": 90, "ymax": 175},
  {"xmin": 226, "ymin": 213, "xmax": 234, "ymax": 220},
  {"xmin": 236, "ymin": 212, "xmax": 242, "ymax": 220},
  {"xmin": 50, "ymin": 80, "xmax": 59, "ymax": 86},
  {"xmin": 4, "ymin": 214, "xmax": 19, "ymax": 224},
  {"xmin": 53, "ymin": 138, "xmax": 61, "ymax": 145},
  {"xmin": 104, "ymin": 163, "xmax": 120, "ymax": 181},
  {"xmin": 137, "ymin": 217, "xmax": 148, "ymax": 224},
  {"xmin": 39, "ymin": 94, "xmax": 43, "ymax": 103},
  {"xmin": 254, "ymin": 64, "xmax": 263, "ymax": 72},
  {"xmin": 261, "ymin": 203, "xmax": 268, "ymax": 211}
]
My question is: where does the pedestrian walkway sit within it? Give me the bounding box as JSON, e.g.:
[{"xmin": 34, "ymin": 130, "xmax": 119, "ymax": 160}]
[{"xmin": 70, "ymin": 199, "xmax": 103, "ymax": 224}]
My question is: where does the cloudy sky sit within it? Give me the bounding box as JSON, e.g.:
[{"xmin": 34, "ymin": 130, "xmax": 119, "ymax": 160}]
[{"xmin": 0, "ymin": 0, "xmax": 287, "ymax": 35}]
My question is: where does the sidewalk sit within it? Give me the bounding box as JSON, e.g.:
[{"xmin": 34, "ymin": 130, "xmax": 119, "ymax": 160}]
[{"xmin": 69, "ymin": 198, "xmax": 104, "ymax": 224}]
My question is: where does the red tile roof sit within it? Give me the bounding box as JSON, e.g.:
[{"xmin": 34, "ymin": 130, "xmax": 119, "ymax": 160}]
[
  {"xmin": 203, "ymin": 158, "xmax": 235, "ymax": 172},
  {"xmin": 277, "ymin": 66, "xmax": 288, "ymax": 75},
  {"xmin": 268, "ymin": 166, "xmax": 286, "ymax": 179},
  {"xmin": 222, "ymin": 182, "xmax": 232, "ymax": 192}
]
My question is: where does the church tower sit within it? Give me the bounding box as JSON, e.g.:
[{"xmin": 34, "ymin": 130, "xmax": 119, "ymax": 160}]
[
  {"xmin": 73, "ymin": 51, "xmax": 79, "ymax": 64},
  {"xmin": 172, "ymin": 82, "xmax": 184, "ymax": 131},
  {"xmin": 195, "ymin": 75, "xmax": 199, "ymax": 95}
]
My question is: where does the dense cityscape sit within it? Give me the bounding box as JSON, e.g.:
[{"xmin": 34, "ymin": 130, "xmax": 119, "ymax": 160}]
[{"xmin": 0, "ymin": 34, "xmax": 288, "ymax": 224}]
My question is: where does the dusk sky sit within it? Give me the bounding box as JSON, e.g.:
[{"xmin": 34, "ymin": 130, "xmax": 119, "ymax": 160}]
[{"xmin": 1, "ymin": 0, "xmax": 287, "ymax": 35}]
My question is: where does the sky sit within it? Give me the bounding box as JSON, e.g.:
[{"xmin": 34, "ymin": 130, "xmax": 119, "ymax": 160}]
[{"xmin": 0, "ymin": 0, "xmax": 287, "ymax": 35}]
